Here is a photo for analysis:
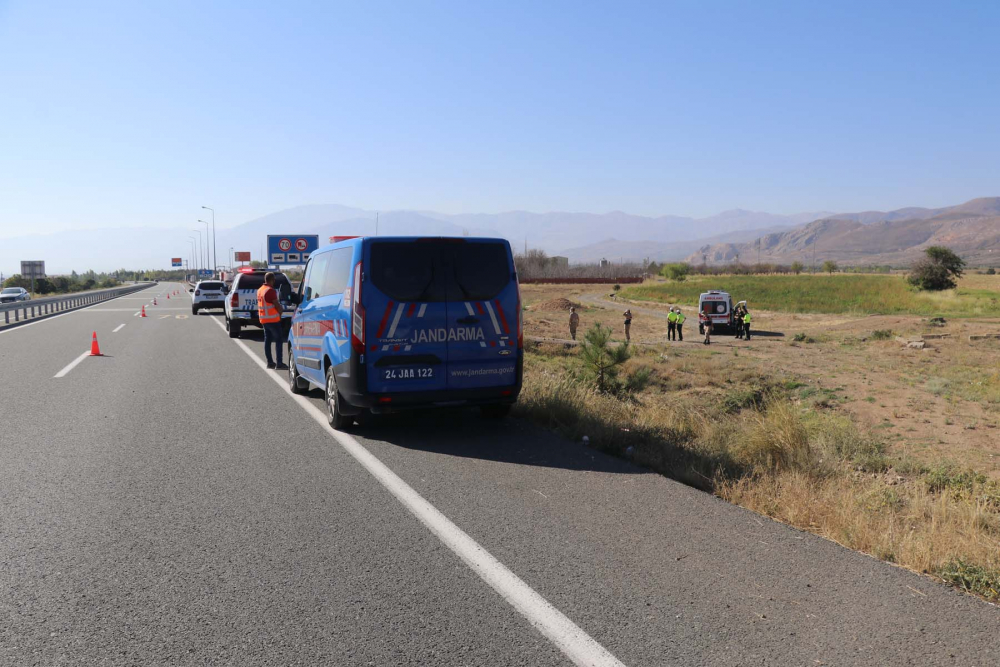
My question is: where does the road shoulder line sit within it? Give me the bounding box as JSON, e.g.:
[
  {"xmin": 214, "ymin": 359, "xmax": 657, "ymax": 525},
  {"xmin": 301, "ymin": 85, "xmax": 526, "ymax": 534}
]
[{"xmin": 211, "ymin": 316, "xmax": 627, "ymax": 667}]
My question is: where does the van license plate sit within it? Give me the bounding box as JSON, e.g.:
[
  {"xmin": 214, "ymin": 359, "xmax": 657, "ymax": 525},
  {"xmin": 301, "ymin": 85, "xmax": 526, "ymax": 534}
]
[{"xmin": 383, "ymin": 367, "xmax": 434, "ymax": 380}]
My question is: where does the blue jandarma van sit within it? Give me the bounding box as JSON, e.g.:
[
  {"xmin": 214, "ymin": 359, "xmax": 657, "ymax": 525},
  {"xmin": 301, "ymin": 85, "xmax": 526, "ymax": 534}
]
[{"xmin": 287, "ymin": 236, "xmax": 523, "ymax": 428}]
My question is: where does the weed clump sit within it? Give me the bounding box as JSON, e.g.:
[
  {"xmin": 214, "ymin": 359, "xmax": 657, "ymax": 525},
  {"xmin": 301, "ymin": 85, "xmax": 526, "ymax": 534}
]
[
  {"xmin": 937, "ymin": 560, "xmax": 1000, "ymax": 601},
  {"xmin": 870, "ymin": 329, "xmax": 895, "ymax": 341}
]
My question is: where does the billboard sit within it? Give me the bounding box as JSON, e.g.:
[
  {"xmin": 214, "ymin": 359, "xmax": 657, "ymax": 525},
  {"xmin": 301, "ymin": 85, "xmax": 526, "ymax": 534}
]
[
  {"xmin": 171, "ymin": 258, "xmax": 182, "ymax": 267},
  {"xmin": 234, "ymin": 251, "xmax": 251, "ymax": 262},
  {"xmin": 20, "ymin": 261, "xmax": 45, "ymax": 278},
  {"xmin": 267, "ymin": 235, "xmax": 318, "ymax": 265}
]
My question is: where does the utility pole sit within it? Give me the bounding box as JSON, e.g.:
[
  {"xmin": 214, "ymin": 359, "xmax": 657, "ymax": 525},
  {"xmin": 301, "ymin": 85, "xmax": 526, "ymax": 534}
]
[{"xmin": 375, "ymin": 211, "xmax": 379, "ymax": 236}]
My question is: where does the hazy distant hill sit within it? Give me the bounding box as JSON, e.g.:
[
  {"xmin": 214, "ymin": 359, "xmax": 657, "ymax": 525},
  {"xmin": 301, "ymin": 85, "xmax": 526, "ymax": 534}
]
[
  {"xmin": 6, "ymin": 199, "xmax": 996, "ymax": 275},
  {"xmin": 686, "ymin": 198, "xmax": 1000, "ymax": 267}
]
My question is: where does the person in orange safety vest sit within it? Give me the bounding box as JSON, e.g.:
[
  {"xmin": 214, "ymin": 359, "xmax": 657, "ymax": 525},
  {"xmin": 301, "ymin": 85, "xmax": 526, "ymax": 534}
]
[{"xmin": 257, "ymin": 272, "xmax": 286, "ymax": 370}]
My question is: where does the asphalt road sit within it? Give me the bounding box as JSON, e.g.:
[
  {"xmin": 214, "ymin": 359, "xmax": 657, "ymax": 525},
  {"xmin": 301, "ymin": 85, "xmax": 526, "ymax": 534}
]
[{"xmin": 2, "ymin": 282, "xmax": 998, "ymax": 666}]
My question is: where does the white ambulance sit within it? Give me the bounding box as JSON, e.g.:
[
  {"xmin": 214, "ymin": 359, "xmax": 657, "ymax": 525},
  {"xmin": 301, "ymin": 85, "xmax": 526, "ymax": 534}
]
[{"xmin": 698, "ymin": 290, "xmax": 735, "ymax": 334}]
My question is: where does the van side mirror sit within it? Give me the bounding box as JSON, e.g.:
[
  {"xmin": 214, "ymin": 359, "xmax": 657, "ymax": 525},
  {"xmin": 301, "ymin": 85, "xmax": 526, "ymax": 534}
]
[{"xmin": 289, "ymin": 293, "xmax": 301, "ymax": 305}]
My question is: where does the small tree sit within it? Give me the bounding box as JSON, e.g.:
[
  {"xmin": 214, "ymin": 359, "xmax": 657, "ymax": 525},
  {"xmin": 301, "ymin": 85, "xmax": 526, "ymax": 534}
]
[
  {"xmin": 577, "ymin": 323, "xmax": 649, "ymax": 396},
  {"xmin": 822, "ymin": 260, "xmax": 838, "ymax": 274},
  {"xmin": 909, "ymin": 246, "xmax": 965, "ymax": 291},
  {"xmin": 790, "ymin": 261, "xmax": 804, "ymax": 275}
]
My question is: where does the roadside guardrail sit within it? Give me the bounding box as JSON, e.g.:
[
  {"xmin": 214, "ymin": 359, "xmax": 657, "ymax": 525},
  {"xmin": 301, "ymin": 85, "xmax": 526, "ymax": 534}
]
[{"xmin": 0, "ymin": 282, "xmax": 154, "ymax": 326}]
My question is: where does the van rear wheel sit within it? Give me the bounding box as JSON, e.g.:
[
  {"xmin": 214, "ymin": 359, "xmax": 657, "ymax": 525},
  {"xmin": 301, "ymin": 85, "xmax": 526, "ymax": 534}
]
[{"xmin": 325, "ymin": 366, "xmax": 352, "ymax": 429}]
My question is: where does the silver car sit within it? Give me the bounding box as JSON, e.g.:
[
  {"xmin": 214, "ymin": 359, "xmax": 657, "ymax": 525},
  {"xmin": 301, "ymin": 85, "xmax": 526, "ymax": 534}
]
[{"xmin": 0, "ymin": 287, "xmax": 30, "ymax": 303}]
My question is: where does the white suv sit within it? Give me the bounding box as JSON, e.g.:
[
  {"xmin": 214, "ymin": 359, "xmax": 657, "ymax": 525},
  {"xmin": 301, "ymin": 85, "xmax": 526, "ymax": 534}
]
[
  {"xmin": 190, "ymin": 280, "xmax": 228, "ymax": 315},
  {"xmin": 223, "ymin": 269, "xmax": 295, "ymax": 338}
]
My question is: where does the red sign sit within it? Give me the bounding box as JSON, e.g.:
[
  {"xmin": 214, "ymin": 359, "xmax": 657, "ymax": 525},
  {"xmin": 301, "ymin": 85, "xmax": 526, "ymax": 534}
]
[
  {"xmin": 295, "ymin": 238, "xmax": 308, "ymax": 251},
  {"xmin": 234, "ymin": 251, "xmax": 251, "ymax": 262},
  {"xmin": 278, "ymin": 238, "xmax": 292, "ymax": 251}
]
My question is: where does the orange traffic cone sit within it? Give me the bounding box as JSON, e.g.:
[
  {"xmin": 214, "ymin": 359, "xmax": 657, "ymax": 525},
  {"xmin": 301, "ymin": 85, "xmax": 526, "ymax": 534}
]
[
  {"xmin": 166, "ymin": 294, "xmax": 170, "ymax": 299},
  {"xmin": 153, "ymin": 298, "xmax": 157, "ymax": 306},
  {"xmin": 141, "ymin": 306, "xmax": 147, "ymax": 317},
  {"xmin": 90, "ymin": 332, "xmax": 102, "ymax": 356}
]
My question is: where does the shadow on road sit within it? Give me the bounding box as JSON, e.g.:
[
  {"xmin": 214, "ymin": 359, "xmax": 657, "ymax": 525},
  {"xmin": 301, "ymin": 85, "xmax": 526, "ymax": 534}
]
[{"xmin": 354, "ymin": 409, "xmax": 651, "ymax": 475}]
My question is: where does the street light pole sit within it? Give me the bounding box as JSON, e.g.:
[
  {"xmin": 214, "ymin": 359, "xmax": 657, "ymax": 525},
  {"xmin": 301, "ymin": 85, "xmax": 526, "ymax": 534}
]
[
  {"xmin": 191, "ymin": 230, "xmax": 202, "ymax": 277},
  {"xmin": 197, "ymin": 220, "xmax": 210, "ymax": 274},
  {"xmin": 202, "ymin": 207, "xmax": 216, "ymax": 278},
  {"xmin": 188, "ymin": 238, "xmax": 198, "ymax": 280},
  {"xmin": 228, "ymin": 246, "xmax": 234, "ymax": 273}
]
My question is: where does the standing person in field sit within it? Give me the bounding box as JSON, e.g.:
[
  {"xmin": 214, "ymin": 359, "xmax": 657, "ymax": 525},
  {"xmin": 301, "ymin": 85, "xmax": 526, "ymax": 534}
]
[
  {"xmin": 568, "ymin": 306, "xmax": 580, "ymax": 341},
  {"xmin": 742, "ymin": 308, "xmax": 752, "ymax": 341},
  {"xmin": 675, "ymin": 308, "xmax": 685, "ymax": 341},
  {"xmin": 667, "ymin": 307, "xmax": 678, "ymax": 341},
  {"xmin": 622, "ymin": 309, "xmax": 633, "ymax": 343},
  {"xmin": 734, "ymin": 303, "xmax": 745, "ymax": 339},
  {"xmin": 257, "ymin": 272, "xmax": 286, "ymax": 370},
  {"xmin": 702, "ymin": 312, "xmax": 713, "ymax": 345}
]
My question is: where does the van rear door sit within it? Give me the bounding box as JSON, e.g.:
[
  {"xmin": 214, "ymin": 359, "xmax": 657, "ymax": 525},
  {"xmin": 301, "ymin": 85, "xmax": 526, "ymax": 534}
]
[
  {"xmin": 441, "ymin": 239, "xmax": 518, "ymax": 390},
  {"xmin": 364, "ymin": 239, "xmax": 449, "ymax": 393}
]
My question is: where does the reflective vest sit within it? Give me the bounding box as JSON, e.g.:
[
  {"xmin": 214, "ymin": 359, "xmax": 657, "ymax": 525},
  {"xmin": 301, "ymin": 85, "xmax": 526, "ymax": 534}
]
[
  {"xmin": 743, "ymin": 313, "xmax": 752, "ymax": 324},
  {"xmin": 667, "ymin": 311, "xmax": 678, "ymax": 323},
  {"xmin": 676, "ymin": 312, "xmax": 685, "ymax": 324},
  {"xmin": 257, "ymin": 285, "xmax": 281, "ymax": 324}
]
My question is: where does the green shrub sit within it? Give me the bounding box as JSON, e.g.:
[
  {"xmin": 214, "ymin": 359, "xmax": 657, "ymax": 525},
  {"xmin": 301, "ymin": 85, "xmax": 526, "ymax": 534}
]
[
  {"xmin": 660, "ymin": 263, "xmax": 690, "ymax": 281},
  {"xmin": 870, "ymin": 329, "xmax": 895, "ymax": 340},
  {"xmin": 937, "ymin": 560, "xmax": 1000, "ymax": 602}
]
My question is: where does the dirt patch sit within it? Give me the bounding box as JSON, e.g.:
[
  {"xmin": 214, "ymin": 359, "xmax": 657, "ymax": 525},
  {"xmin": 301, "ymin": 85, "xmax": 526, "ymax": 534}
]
[{"xmin": 531, "ymin": 297, "xmax": 581, "ymax": 312}]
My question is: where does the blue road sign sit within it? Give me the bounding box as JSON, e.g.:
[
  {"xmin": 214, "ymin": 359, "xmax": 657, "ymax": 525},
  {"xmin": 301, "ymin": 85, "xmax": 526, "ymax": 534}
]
[
  {"xmin": 171, "ymin": 258, "xmax": 183, "ymax": 267},
  {"xmin": 198, "ymin": 269, "xmax": 213, "ymax": 277},
  {"xmin": 267, "ymin": 234, "xmax": 319, "ymax": 265}
]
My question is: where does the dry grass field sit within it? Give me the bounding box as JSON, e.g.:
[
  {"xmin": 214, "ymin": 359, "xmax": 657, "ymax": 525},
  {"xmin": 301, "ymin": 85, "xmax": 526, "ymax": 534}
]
[{"xmin": 516, "ymin": 275, "xmax": 1000, "ymax": 601}]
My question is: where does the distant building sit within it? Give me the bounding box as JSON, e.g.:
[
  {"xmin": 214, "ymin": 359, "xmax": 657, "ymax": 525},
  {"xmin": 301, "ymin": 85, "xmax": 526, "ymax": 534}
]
[{"xmin": 599, "ymin": 258, "xmax": 611, "ymax": 268}]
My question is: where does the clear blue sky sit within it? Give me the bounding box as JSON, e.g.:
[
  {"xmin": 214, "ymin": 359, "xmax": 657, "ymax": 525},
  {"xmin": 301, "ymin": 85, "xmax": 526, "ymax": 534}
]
[{"xmin": 1, "ymin": 0, "xmax": 998, "ymax": 238}]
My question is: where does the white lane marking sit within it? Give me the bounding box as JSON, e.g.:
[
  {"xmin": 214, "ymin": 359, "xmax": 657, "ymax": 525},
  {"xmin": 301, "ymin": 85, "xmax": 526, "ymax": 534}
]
[
  {"xmin": 113, "ymin": 324, "xmax": 126, "ymax": 333},
  {"xmin": 133, "ymin": 311, "xmax": 140, "ymax": 317},
  {"xmin": 211, "ymin": 317, "xmax": 626, "ymax": 667},
  {"xmin": 484, "ymin": 301, "xmax": 502, "ymax": 334},
  {"xmin": 54, "ymin": 350, "xmax": 91, "ymax": 378},
  {"xmin": 386, "ymin": 303, "xmax": 405, "ymax": 338}
]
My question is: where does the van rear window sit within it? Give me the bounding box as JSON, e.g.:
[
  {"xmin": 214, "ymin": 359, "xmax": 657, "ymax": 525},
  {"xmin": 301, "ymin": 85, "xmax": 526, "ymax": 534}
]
[
  {"xmin": 369, "ymin": 240, "xmax": 511, "ymax": 303},
  {"xmin": 370, "ymin": 242, "xmax": 443, "ymax": 302},
  {"xmin": 451, "ymin": 242, "xmax": 510, "ymax": 300}
]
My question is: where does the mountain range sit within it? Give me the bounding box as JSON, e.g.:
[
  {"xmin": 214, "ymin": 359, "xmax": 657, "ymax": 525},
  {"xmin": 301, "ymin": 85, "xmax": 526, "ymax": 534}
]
[
  {"xmin": 1, "ymin": 198, "xmax": 998, "ymax": 275},
  {"xmin": 686, "ymin": 197, "xmax": 1000, "ymax": 267}
]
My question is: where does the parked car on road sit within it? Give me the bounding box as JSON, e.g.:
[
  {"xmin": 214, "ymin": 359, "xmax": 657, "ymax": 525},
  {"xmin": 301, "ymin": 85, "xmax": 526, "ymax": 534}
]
[
  {"xmin": 0, "ymin": 287, "xmax": 31, "ymax": 303},
  {"xmin": 224, "ymin": 268, "xmax": 295, "ymax": 338},
  {"xmin": 287, "ymin": 236, "xmax": 523, "ymax": 428},
  {"xmin": 189, "ymin": 280, "xmax": 228, "ymax": 314}
]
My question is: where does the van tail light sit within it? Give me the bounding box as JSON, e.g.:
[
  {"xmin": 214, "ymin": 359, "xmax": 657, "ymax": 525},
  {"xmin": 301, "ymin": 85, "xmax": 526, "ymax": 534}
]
[
  {"xmin": 516, "ymin": 281, "xmax": 523, "ymax": 349},
  {"xmin": 195, "ymin": 290, "xmax": 201, "ymax": 296},
  {"xmin": 230, "ymin": 292, "xmax": 238, "ymax": 307},
  {"xmin": 351, "ymin": 261, "xmax": 365, "ymax": 355}
]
